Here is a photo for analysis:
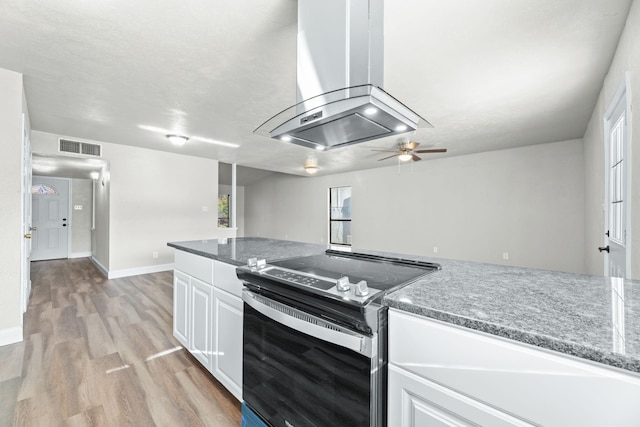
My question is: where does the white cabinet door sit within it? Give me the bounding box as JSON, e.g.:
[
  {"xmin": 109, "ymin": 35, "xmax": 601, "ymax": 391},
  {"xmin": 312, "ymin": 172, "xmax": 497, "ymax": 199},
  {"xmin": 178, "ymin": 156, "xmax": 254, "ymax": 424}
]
[
  {"xmin": 173, "ymin": 270, "xmax": 190, "ymax": 348},
  {"xmin": 213, "ymin": 287, "xmax": 243, "ymax": 400},
  {"xmin": 388, "ymin": 364, "xmax": 533, "ymax": 427},
  {"xmin": 190, "ymin": 277, "xmax": 214, "ymax": 372},
  {"xmin": 389, "ymin": 309, "xmax": 640, "ymax": 426}
]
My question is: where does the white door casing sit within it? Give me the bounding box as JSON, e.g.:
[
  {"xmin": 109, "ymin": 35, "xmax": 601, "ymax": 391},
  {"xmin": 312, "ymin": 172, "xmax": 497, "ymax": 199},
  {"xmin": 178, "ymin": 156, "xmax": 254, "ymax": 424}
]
[
  {"xmin": 21, "ymin": 113, "xmax": 32, "ymax": 313},
  {"xmin": 603, "ymin": 73, "xmax": 632, "ymax": 278},
  {"xmin": 31, "ymin": 176, "xmax": 70, "ymax": 261}
]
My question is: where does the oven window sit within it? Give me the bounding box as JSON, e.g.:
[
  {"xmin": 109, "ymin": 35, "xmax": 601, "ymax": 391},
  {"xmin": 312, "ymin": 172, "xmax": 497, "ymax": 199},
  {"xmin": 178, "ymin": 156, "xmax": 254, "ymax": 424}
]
[
  {"xmin": 243, "ymin": 302, "xmax": 370, "ymax": 427},
  {"xmin": 329, "ymin": 186, "xmax": 351, "ymax": 246}
]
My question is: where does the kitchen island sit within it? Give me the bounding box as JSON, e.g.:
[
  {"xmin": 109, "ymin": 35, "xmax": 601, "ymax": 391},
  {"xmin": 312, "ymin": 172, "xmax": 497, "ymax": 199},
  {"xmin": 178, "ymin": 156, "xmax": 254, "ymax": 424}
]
[
  {"xmin": 169, "ymin": 237, "xmax": 639, "ymax": 373},
  {"xmin": 168, "ymin": 237, "xmax": 640, "ymax": 425}
]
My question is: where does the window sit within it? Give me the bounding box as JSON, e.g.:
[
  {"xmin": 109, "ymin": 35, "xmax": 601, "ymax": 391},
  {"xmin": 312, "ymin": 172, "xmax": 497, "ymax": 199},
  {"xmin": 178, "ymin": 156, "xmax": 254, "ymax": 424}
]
[
  {"xmin": 329, "ymin": 186, "xmax": 351, "ymax": 245},
  {"xmin": 218, "ymin": 194, "xmax": 230, "ymax": 228},
  {"xmin": 31, "ymin": 184, "xmax": 58, "ymax": 195},
  {"xmin": 609, "ymin": 113, "xmax": 625, "ymax": 244}
]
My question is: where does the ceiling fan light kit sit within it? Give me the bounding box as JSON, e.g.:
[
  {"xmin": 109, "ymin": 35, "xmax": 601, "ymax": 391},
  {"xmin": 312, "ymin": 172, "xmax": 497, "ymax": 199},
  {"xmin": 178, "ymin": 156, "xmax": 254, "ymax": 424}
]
[{"xmin": 373, "ymin": 141, "xmax": 448, "ymax": 162}]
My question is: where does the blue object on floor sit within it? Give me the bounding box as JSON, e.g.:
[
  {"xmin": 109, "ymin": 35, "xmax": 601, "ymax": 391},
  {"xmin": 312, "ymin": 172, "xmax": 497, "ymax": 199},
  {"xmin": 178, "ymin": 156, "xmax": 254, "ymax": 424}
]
[{"xmin": 242, "ymin": 402, "xmax": 269, "ymax": 427}]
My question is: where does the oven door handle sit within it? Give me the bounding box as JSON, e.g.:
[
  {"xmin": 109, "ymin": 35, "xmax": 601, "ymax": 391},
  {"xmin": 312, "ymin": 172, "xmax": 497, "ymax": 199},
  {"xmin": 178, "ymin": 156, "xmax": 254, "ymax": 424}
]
[{"xmin": 243, "ymin": 290, "xmax": 374, "ymax": 357}]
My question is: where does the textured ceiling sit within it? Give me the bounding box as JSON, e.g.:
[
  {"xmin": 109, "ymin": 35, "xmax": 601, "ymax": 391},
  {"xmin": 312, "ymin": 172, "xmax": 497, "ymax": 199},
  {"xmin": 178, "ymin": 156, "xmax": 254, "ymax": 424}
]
[{"xmin": 0, "ymin": 0, "xmax": 633, "ymax": 177}]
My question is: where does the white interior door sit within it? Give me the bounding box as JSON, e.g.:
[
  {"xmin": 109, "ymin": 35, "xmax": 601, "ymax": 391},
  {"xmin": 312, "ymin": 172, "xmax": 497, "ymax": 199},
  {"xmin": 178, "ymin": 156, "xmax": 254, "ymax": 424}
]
[
  {"xmin": 603, "ymin": 79, "xmax": 630, "ymax": 278},
  {"xmin": 21, "ymin": 113, "xmax": 32, "ymax": 313},
  {"xmin": 31, "ymin": 176, "xmax": 70, "ymax": 261}
]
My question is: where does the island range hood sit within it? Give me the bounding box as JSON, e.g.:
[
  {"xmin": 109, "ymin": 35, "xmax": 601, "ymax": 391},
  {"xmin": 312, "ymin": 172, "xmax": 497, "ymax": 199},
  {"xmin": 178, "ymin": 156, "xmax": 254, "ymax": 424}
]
[{"xmin": 254, "ymin": 0, "xmax": 431, "ymax": 151}]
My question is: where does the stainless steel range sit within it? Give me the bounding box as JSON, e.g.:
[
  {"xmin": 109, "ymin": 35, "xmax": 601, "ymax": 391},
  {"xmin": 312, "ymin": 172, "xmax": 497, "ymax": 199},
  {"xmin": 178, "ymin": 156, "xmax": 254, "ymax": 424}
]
[{"xmin": 237, "ymin": 249, "xmax": 439, "ymax": 427}]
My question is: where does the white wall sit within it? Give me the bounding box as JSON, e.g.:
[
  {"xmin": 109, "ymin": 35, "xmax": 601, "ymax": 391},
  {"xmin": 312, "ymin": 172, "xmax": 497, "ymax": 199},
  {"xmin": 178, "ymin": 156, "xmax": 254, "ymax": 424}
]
[
  {"xmin": 31, "ymin": 131, "xmax": 222, "ymax": 277},
  {"xmin": 219, "ymin": 184, "xmax": 245, "ymax": 237},
  {"xmin": 70, "ymin": 178, "xmax": 92, "ymax": 256},
  {"xmin": 92, "ymin": 164, "xmax": 110, "ymax": 270},
  {"xmin": 0, "ymin": 68, "xmax": 25, "ymax": 344},
  {"xmin": 584, "ymin": 0, "xmax": 640, "ymax": 279},
  {"xmin": 245, "ymin": 139, "xmax": 586, "ymax": 274}
]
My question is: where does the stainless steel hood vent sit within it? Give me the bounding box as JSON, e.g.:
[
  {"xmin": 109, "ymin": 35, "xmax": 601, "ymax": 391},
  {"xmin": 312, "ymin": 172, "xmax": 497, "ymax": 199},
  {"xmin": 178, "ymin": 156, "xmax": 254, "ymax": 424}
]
[{"xmin": 254, "ymin": 0, "xmax": 431, "ymax": 151}]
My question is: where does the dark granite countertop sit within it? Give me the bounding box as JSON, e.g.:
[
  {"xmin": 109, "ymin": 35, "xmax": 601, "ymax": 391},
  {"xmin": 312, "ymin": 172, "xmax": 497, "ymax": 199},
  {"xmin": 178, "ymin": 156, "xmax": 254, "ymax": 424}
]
[
  {"xmin": 168, "ymin": 238, "xmax": 640, "ymax": 375},
  {"xmin": 167, "ymin": 237, "xmax": 327, "ymax": 266},
  {"xmin": 383, "ymin": 257, "xmax": 640, "ymax": 375}
]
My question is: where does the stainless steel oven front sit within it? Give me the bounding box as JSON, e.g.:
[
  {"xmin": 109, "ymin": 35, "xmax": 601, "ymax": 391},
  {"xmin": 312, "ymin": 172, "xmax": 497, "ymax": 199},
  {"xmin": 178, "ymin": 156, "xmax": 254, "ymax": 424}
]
[{"xmin": 242, "ymin": 289, "xmax": 387, "ymax": 427}]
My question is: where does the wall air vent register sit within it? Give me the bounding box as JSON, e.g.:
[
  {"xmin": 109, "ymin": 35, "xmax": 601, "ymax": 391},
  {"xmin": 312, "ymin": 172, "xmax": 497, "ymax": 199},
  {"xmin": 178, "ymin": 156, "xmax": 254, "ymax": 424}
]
[{"xmin": 58, "ymin": 138, "xmax": 102, "ymax": 157}]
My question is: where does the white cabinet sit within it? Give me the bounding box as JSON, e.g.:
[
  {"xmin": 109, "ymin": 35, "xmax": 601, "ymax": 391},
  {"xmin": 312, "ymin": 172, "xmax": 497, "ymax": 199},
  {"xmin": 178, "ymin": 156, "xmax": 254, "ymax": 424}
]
[
  {"xmin": 172, "ymin": 269, "xmax": 214, "ymax": 371},
  {"xmin": 172, "ymin": 270, "xmax": 190, "ymax": 348},
  {"xmin": 190, "ymin": 277, "xmax": 214, "ymax": 371},
  {"xmin": 213, "ymin": 287, "xmax": 243, "ymax": 400},
  {"xmin": 388, "ymin": 364, "xmax": 532, "ymax": 427},
  {"xmin": 172, "ymin": 250, "xmax": 243, "ymax": 401},
  {"xmin": 388, "ymin": 309, "xmax": 640, "ymax": 427}
]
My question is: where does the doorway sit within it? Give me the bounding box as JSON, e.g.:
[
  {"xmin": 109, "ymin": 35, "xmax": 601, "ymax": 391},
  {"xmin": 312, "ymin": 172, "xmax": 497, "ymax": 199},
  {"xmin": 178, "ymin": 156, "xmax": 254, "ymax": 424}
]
[
  {"xmin": 31, "ymin": 176, "xmax": 70, "ymax": 261},
  {"xmin": 603, "ymin": 74, "xmax": 631, "ymax": 278}
]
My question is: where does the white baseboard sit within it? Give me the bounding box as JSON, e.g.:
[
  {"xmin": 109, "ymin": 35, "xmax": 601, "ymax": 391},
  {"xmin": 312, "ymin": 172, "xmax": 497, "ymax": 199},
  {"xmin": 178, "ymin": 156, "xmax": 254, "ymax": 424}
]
[
  {"xmin": 69, "ymin": 251, "xmax": 92, "ymax": 259},
  {"xmin": 108, "ymin": 263, "xmax": 174, "ymax": 279},
  {"xmin": 90, "ymin": 256, "xmax": 109, "ymax": 278},
  {"xmin": 89, "ymin": 257, "xmax": 174, "ymax": 279},
  {"xmin": 0, "ymin": 327, "xmax": 23, "ymax": 346}
]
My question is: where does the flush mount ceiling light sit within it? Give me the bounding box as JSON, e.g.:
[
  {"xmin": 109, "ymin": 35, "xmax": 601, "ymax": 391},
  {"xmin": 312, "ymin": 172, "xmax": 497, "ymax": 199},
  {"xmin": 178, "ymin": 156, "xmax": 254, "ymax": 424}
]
[
  {"xmin": 166, "ymin": 134, "xmax": 189, "ymax": 146},
  {"xmin": 304, "ymin": 159, "xmax": 319, "ymax": 175},
  {"xmin": 139, "ymin": 125, "xmax": 240, "ymax": 148}
]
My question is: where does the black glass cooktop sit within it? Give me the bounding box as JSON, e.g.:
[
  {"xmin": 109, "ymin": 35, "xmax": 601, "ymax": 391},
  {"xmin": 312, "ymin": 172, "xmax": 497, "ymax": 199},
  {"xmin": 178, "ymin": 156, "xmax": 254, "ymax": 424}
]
[{"xmin": 270, "ymin": 250, "xmax": 439, "ymax": 292}]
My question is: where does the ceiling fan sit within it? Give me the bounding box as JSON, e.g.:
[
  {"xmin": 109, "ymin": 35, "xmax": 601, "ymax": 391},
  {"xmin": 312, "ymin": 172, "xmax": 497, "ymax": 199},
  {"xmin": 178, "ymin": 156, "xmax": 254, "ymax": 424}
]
[{"xmin": 373, "ymin": 142, "xmax": 447, "ymax": 162}]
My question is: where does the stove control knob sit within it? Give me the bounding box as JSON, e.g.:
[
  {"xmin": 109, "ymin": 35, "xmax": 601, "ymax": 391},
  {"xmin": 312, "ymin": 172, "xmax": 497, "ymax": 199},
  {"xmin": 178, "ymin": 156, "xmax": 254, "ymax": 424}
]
[
  {"xmin": 354, "ymin": 280, "xmax": 369, "ymax": 297},
  {"xmin": 336, "ymin": 276, "xmax": 351, "ymax": 292}
]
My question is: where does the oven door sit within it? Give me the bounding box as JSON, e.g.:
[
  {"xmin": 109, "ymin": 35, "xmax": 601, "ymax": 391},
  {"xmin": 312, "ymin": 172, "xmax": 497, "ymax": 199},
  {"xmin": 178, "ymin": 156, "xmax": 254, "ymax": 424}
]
[{"xmin": 243, "ymin": 289, "xmax": 379, "ymax": 427}]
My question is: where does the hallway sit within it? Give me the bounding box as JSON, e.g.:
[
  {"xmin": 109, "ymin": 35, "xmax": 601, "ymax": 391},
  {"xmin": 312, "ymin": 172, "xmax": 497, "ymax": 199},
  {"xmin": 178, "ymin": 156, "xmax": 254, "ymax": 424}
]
[{"xmin": 0, "ymin": 258, "xmax": 240, "ymax": 426}]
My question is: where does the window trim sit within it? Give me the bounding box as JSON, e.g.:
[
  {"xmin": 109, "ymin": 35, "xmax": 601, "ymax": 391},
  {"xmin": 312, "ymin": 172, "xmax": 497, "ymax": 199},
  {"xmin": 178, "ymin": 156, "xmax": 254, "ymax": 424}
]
[{"xmin": 329, "ymin": 186, "xmax": 352, "ymax": 246}]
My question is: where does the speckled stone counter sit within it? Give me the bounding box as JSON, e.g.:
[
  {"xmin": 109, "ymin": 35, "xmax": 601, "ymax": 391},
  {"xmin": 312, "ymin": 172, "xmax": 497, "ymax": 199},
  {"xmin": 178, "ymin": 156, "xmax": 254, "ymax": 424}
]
[
  {"xmin": 383, "ymin": 257, "xmax": 640, "ymax": 375},
  {"xmin": 167, "ymin": 237, "xmax": 327, "ymax": 266}
]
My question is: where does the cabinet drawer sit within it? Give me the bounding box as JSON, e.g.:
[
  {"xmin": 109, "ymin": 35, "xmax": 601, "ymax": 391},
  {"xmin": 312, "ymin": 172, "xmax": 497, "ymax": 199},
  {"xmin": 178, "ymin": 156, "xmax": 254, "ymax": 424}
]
[
  {"xmin": 214, "ymin": 261, "xmax": 243, "ymax": 297},
  {"xmin": 175, "ymin": 250, "xmax": 214, "ymax": 284},
  {"xmin": 389, "ymin": 309, "xmax": 640, "ymax": 426}
]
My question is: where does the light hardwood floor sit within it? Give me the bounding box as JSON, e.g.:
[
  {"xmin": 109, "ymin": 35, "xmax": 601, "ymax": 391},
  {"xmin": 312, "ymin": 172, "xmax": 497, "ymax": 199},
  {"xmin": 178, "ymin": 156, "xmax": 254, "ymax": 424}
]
[{"xmin": 0, "ymin": 258, "xmax": 241, "ymax": 427}]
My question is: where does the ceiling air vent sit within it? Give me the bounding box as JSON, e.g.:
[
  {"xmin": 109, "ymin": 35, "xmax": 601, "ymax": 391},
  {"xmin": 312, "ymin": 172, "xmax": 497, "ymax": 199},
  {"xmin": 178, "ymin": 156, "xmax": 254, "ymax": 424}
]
[{"xmin": 58, "ymin": 138, "xmax": 102, "ymax": 157}]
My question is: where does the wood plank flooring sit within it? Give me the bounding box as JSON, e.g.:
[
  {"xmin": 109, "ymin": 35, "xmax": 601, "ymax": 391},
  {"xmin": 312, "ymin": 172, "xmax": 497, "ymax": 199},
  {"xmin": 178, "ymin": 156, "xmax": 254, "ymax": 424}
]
[{"xmin": 0, "ymin": 258, "xmax": 241, "ymax": 427}]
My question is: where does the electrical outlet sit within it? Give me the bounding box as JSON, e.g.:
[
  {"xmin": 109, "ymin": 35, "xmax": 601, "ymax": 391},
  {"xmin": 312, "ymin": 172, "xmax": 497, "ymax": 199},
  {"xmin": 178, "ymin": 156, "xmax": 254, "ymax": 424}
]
[
  {"xmin": 503, "ymin": 252, "xmax": 509, "ymax": 260},
  {"xmin": 152, "ymin": 251, "xmax": 158, "ymax": 259},
  {"xmin": 433, "ymin": 246, "xmax": 438, "ymax": 254}
]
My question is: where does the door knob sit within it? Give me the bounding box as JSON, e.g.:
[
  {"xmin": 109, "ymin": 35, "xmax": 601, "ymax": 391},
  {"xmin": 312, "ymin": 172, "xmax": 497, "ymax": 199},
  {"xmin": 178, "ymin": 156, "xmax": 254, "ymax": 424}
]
[
  {"xmin": 24, "ymin": 233, "xmax": 32, "ymax": 239},
  {"xmin": 598, "ymin": 245, "xmax": 610, "ymax": 253}
]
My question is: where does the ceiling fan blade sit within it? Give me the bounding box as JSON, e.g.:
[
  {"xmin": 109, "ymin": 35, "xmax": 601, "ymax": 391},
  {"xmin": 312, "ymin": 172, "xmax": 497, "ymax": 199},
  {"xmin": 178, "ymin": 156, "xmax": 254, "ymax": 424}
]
[
  {"xmin": 370, "ymin": 149, "xmax": 399, "ymax": 153},
  {"xmin": 406, "ymin": 141, "xmax": 420, "ymax": 150},
  {"xmin": 378, "ymin": 154, "xmax": 399, "ymax": 161},
  {"xmin": 414, "ymin": 148, "xmax": 448, "ymax": 153},
  {"xmin": 411, "ymin": 154, "xmax": 422, "ymax": 162}
]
